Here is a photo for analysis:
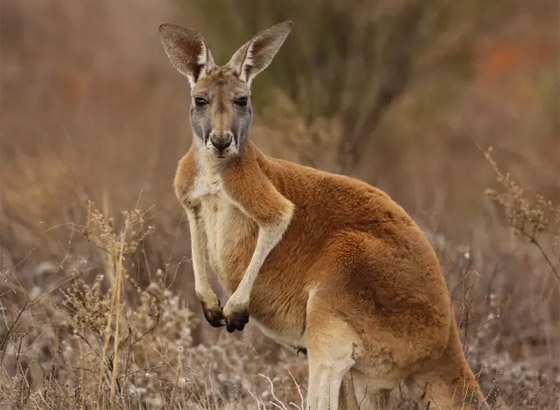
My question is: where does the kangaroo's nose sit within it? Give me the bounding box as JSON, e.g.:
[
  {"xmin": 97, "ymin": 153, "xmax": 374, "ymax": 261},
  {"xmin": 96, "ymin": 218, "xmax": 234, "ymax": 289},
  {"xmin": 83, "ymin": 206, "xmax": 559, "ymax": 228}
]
[{"xmin": 209, "ymin": 132, "xmax": 233, "ymax": 151}]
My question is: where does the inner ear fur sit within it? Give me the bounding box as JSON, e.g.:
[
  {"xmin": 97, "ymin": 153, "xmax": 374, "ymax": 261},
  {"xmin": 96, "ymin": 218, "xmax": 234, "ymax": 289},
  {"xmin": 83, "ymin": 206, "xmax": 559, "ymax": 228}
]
[{"xmin": 159, "ymin": 23, "xmax": 216, "ymax": 87}]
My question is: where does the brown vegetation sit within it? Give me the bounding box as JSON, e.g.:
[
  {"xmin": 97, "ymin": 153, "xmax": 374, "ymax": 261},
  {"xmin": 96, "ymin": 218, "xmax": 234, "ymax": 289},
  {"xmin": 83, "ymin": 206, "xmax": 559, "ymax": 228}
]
[{"xmin": 0, "ymin": 0, "xmax": 558, "ymax": 408}]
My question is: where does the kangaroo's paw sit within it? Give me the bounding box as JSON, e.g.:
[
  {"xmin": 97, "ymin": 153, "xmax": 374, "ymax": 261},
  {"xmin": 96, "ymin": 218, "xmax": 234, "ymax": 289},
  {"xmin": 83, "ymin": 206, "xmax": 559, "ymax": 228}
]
[
  {"xmin": 223, "ymin": 298, "xmax": 250, "ymax": 332},
  {"xmin": 200, "ymin": 300, "xmax": 225, "ymax": 328}
]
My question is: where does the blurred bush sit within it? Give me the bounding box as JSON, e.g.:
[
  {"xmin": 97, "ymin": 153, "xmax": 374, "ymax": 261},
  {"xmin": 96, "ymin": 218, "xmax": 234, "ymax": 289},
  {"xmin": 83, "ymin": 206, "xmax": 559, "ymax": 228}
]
[
  {"xmin": 183, "ymin": 0, "xmax": 559, "ymax": 172},
  {"xmin": 188, "ymin": 0, "xmax": 480, "ymax": 169}
]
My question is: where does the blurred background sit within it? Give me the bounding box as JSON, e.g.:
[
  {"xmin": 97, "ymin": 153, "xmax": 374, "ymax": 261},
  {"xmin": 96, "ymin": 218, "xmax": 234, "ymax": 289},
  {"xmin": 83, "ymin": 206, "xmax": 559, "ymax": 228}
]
[{"xmin": 1, "ymin": 0, "xmax": 559, "ymax": 408}]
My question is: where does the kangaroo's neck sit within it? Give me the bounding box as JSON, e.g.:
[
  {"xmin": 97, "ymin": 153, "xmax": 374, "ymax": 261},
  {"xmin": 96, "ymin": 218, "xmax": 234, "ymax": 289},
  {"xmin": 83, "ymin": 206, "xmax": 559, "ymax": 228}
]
[{"xmin": 192, "ymin": 139, "xmax": 260, "ymax": 178}]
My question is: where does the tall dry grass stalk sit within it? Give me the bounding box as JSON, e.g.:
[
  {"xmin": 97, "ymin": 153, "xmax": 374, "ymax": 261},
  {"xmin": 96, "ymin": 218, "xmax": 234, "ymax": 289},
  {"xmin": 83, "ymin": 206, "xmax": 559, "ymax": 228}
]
[
  {"xmin": 84, "ymin": 204, "xmax": 154, "ymax": 408},
  {"xmin": 484, "ymin": 147, "xmax": 560, "ymax": 282}
]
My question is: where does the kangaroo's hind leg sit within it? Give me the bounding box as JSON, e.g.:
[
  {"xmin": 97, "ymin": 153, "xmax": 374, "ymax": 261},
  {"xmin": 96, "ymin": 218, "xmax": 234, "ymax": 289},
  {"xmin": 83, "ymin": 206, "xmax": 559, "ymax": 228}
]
[{"xmin": 305, "ymin": 290, "xmax": 361, "ymax": 410}]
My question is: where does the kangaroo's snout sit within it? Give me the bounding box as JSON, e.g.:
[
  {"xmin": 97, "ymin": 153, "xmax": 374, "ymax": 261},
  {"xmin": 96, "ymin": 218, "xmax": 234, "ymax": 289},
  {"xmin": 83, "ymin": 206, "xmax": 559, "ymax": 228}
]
[{"xmin": 209, "ymin": 131, "xmax": 233, "ymax": 152}]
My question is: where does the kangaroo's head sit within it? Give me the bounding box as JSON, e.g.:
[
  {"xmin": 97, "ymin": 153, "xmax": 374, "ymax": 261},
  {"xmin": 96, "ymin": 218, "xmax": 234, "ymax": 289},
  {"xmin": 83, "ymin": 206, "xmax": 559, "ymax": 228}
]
[{"xmin": 159, "ymin": 21, "xmax": 292, "ymax": 159}]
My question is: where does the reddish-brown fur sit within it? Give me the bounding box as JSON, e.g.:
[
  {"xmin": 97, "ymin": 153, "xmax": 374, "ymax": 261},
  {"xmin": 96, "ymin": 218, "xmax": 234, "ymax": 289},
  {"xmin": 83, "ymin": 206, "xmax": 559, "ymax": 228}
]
[
  {"xmin": 175, "ymin": 138, "xmax": 483, "ymax": 408},
  {"xmin": 163, "ymin": 21, "xmax": 484, "ymax": 409}
]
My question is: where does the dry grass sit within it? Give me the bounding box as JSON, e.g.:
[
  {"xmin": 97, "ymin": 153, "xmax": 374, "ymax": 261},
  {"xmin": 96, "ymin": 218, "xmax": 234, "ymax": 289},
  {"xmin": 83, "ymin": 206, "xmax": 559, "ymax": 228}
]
[
  {"xmin": 1, "ymin": 0, "xmax": 559, "ymax": 408},
  {"xmin": 0, "ymin": 204, "xmax": 308, "ymax": 409},
  {"xmin": 1, "ymin": 181, "xmax": 558, "ymax": 408}
]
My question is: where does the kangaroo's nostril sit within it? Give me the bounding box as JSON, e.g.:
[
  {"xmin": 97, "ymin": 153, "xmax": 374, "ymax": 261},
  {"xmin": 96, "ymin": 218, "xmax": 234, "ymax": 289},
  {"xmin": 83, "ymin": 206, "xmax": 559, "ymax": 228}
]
[{"xmin": 210, "ymin": 133, "xmax": 233, "ymax": 151}]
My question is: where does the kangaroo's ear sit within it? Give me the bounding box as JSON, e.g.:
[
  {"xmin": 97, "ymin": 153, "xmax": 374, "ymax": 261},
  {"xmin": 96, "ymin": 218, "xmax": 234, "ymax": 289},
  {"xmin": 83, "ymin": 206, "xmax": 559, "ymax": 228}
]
[
  {"xmin": 227, "ymin": 21, "xmax": 292, "ymax": 86},
  {"xmin": 159, "ymin": 23, "xmax": 216, "ymax": 88}
]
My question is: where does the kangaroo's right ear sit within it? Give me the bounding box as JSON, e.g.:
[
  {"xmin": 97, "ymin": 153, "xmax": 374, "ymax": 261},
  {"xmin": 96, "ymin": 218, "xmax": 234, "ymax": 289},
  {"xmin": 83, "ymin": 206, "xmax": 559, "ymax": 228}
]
[{"xmin": 159, "ymin": 23, "xmax": 216, "ymax": 88}]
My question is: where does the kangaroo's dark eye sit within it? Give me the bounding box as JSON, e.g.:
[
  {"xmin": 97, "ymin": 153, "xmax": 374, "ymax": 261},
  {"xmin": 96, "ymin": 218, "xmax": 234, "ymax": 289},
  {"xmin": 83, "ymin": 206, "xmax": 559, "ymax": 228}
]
[
  {"xmin": 234, "ymin": 97, "xmax": 248, "ymax": 106},
  {"xmin": 194, "ymin": 97, "xmax": 208, "ymax": 106}
]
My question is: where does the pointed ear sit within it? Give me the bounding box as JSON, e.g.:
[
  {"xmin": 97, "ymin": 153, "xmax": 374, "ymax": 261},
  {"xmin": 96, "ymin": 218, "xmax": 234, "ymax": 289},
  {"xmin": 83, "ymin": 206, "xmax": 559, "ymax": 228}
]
[
  {"xmin": 227, "ymin": 21, "xmax": 292, "ymax": 86},
  {"xmin": 159, "ymin": 23, "xmax": 216, "ymax": 88}
]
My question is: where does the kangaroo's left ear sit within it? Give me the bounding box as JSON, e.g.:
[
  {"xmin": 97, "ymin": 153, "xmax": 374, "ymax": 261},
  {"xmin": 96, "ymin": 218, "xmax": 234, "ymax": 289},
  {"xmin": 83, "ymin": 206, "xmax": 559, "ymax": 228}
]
[{"xmin": 227, "ymin": 21, "xmax": 292, "ymax": 86}]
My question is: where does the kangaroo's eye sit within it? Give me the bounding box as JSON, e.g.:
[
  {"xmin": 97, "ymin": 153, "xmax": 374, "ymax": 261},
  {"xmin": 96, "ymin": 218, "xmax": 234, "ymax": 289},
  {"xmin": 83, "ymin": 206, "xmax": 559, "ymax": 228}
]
[
  {"xmin": 234, "ymin": 97, "xmax": 248, "ymax": 107},
  {"xmin": 194, "ymin": 97, "xmax": 208, "ymax": 106}
]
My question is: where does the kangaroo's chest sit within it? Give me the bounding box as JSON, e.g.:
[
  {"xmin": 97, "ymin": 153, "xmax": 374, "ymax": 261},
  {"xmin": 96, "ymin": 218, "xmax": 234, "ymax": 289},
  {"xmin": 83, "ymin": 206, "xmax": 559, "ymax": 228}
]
[
  {"xmin": 201, "ymin": 197, "xmax": 250, "ymax": 273},
  {"xmin": 190, "ymin": 171, "xmax": 256, "ymax": 291}
]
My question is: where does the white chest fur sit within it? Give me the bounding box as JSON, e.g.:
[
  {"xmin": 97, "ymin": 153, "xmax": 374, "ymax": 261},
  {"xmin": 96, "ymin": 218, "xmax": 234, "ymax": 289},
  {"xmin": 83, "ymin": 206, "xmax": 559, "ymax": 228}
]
[
  {"xmin": 199, "ymin": 195, "xmax": 235, "ymax": 274},
  {"xmin": 188, "ymin": 157, "xmax": 252, "ymax": 286}
]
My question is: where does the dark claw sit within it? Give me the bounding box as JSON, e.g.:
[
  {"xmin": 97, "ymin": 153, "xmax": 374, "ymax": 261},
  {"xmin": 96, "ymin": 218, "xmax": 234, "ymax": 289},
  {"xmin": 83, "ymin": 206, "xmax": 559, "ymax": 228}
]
[
  {"xmin": 225, "ymin": 309, "xmax": 249, "ymax": 333},
  {"xmin": 296, "ymin": 347, "xmax": 307, "ymax": 356},
  {"xmin": 200, "ymin": 301, "xmax": 225, "ymax": 328}
]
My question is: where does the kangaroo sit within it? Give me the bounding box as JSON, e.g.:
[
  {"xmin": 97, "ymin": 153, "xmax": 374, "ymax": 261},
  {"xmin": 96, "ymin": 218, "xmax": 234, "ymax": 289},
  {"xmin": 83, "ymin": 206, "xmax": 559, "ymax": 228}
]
[{"xmin": 159, "ymin": 21, "xmax": 484, "ymax": 410}]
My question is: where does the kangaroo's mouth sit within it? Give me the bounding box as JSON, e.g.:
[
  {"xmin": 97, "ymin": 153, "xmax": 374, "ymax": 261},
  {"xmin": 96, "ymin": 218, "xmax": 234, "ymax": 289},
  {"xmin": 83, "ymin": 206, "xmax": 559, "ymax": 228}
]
[
  {"xmin": 212, "ymin": 144, "xmax": 238, "ymax": 159},
  {"xmin": 208, "ymin": 147, "xmax": 236, "ymax": 161}
]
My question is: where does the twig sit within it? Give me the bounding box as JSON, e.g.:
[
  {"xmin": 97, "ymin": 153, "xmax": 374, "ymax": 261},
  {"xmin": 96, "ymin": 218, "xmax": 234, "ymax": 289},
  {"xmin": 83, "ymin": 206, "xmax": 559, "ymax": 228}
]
[{"xmin": 529, "ymin": 237, "xmax": 560, "ymax": 282}]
